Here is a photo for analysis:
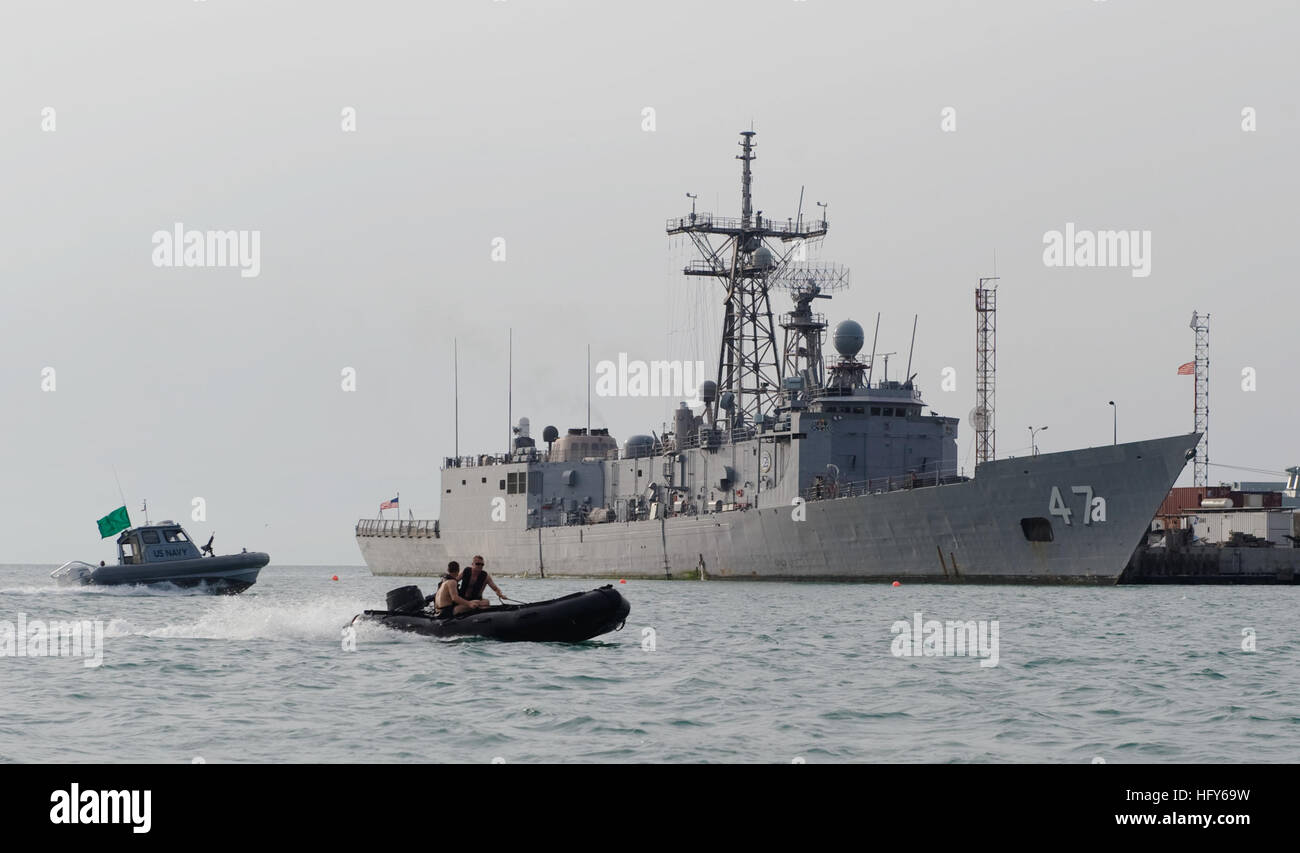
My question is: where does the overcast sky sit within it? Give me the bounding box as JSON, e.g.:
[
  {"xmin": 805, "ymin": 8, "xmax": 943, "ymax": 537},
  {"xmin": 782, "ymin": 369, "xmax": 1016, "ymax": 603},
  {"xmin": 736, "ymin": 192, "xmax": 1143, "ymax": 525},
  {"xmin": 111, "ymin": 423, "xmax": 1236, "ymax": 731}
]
[{"xmin": 3, "ymin": 1, "xmax": 1296, "ymax": 564}]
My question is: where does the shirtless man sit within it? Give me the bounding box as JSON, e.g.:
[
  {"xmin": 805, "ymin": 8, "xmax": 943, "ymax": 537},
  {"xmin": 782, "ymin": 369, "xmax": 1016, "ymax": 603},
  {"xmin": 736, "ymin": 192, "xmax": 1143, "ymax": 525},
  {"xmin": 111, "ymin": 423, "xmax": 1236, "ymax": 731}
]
[{"xmin": 431, "ymin": 561, "xmax": 489, "ymax": 617}]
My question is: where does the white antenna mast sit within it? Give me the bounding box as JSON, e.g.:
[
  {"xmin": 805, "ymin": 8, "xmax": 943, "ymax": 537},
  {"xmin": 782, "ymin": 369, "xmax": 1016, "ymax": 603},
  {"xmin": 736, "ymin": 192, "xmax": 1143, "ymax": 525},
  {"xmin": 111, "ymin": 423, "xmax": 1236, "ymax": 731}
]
[
  {"xmin": 454, "ymin": 338, "xmax": 459, "ymax": 460},
  {"xmin": 507, "ymin": 328, "xmax": 513, "ymax": 454}
]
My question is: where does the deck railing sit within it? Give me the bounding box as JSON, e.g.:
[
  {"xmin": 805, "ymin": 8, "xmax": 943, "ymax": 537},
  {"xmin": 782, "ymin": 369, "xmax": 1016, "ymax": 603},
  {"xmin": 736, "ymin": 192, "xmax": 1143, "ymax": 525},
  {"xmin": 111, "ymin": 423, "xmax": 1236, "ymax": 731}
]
[
  {"xmin": 665, "ymin": 214, "xmax": 828, "ymax": 237},
  {"xmin": 355, "ymin": 519, "xmax": 439, "ymax": 539}
]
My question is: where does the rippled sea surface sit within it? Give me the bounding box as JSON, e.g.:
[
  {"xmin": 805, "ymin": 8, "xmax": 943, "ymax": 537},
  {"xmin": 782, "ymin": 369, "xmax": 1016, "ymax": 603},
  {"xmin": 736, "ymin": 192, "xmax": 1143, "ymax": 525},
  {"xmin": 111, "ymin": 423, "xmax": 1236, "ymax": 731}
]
[{"xmin": 1, "ymin": 564, "xmax": 1296, "ymax": 763}]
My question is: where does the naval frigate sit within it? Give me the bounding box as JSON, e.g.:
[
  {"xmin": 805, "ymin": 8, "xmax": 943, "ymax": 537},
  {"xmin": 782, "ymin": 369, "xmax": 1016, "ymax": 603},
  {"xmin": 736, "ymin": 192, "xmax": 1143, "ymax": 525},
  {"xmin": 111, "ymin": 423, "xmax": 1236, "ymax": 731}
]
[{"xmin": 356, "ymin": 132, "xmax": 1199, "ymax": 583}]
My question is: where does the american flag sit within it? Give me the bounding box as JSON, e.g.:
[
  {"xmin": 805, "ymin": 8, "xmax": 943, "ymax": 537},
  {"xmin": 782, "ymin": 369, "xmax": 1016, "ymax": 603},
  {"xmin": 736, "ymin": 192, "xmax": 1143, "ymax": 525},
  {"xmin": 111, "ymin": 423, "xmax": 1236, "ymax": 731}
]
[
  {"xmin": 380, "ymin": 496, "xmax": 399, "ymax": 510},
  {"xmin": 1177, "ymin": 361, "xmax": 1195, "ymax": 375}
]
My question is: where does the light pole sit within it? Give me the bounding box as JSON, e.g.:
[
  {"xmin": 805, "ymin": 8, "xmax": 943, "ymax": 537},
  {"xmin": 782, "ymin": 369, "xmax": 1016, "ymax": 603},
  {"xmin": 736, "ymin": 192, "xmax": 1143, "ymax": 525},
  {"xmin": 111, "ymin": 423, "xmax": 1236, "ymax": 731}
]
[
  {"xmin": 1108, "ymin": 401, "xmax": 1116, "ymax": 445},
  {"xmin": 1029, "ymin": 425, "xmax": 1048, "ymax": 456}
]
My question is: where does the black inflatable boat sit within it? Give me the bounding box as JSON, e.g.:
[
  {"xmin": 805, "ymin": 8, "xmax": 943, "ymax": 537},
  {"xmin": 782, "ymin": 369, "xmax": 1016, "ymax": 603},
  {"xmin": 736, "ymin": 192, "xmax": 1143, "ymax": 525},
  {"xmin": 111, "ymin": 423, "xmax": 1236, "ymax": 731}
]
[{"xmin": 352, "ymin": 584, "xmax": 630, "ymax": 643}]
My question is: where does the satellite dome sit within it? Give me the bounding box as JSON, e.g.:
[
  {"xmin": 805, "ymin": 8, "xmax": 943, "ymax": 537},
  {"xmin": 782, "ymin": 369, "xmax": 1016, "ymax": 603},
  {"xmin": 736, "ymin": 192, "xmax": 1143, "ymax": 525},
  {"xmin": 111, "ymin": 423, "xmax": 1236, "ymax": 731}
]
[
  {"xmin": 624, "ymin": 435, "xmax": 655, "ymax": 458},
  {"xmin": 832, "ymin": 320, "xmax": 865, "ymax": 357},
  {"xmin": 542, "ymin": 425, "xmax": 559, "ymax": 443}
]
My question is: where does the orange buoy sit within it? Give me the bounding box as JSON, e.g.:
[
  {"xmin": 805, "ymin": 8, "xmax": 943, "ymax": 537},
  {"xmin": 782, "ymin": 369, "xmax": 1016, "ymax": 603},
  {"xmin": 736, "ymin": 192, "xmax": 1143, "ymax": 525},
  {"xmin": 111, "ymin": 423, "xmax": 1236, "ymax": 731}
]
[
  {"xmin": 619, "ymin": 579, "xmax": 626, "ymax": 584},
  {"xmin": 891, "ymin": 581, "xmax": 900, "ymax": 587},
  {"xmin": 332, "ymin": 575, "xmax": 339, "ymax": 581}
]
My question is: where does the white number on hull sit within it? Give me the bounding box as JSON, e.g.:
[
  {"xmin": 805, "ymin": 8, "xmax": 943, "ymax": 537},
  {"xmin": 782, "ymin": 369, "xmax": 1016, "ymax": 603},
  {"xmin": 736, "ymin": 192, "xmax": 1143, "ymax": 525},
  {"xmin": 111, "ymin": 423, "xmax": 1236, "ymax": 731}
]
[
  {"xmin": 1049, "ymin": 486, "xmax": 1073, "ymax": 525},
  {"xmin": 1050, "ymin": 485, "xmax": 1106, "ymax": 526},
  {"xmin": 1071, "ymin": 486, "xmax": 1094, "ymax": 525}
]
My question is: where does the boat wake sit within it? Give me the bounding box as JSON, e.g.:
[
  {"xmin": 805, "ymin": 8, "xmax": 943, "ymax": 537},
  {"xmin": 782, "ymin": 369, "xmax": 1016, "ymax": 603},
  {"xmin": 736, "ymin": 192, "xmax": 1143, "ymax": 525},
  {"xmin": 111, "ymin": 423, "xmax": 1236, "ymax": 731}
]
[
  {"xmin": 0, "ymin": 582, "xmax": 217, "ymax": 597},
  {"xmin": 102, "ymin": 594, "xmax": 418, "ymax": 644}
]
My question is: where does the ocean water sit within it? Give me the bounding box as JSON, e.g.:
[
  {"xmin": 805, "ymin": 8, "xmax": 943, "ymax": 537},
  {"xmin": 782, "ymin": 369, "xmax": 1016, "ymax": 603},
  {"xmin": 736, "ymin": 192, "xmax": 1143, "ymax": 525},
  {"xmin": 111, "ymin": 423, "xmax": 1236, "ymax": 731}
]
[{"xmin": 0, "ymin": 564, "xmax": 1296, "ymax": 763}]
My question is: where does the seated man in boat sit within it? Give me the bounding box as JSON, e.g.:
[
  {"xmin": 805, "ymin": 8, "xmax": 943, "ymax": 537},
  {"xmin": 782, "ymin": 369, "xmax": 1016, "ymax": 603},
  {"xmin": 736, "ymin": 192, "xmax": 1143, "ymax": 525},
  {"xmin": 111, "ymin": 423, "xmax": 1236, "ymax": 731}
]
[
  {"xmin": 431, "ymin": 561, "xmax": 489, "ymax": 617},
  {"xmin": 459, "ymin": 555, "xmax": 505, "ymax": 605}
]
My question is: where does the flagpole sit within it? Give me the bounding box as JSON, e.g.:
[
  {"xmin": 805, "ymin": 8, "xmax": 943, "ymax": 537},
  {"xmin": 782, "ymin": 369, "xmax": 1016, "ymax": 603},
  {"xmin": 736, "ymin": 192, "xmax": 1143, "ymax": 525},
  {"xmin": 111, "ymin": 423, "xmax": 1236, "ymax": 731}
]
[
  {"xmin": 112, "ymin": 466, "xmax": 126, "ymax": 505},
  {"xmin": 112, "ymin": 466, "xmax": 127, "ymax": 516}
]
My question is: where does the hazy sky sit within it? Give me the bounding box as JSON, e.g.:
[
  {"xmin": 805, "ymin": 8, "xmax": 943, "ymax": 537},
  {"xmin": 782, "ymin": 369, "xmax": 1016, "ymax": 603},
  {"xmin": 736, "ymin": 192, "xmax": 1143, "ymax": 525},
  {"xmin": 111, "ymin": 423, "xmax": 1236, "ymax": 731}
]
[{"xmin": 3, "ymin": 1, "xmax": 1296, "ymax": 564}]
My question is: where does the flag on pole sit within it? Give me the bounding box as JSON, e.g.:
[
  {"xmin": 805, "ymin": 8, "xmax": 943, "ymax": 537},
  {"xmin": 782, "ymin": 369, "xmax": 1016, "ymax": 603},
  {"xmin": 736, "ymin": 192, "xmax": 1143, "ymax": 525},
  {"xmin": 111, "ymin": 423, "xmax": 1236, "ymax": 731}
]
[
  {"xmin": 1176, "ymin": 361, "xmax": 1194, "ymax": 375},
  {"xmin": 96, "ymin": 506, "xmax": 131, "ymax": 538},
  {"xmin": 380, "ymin": 496, "xmax": 399, "ymax": 510}
]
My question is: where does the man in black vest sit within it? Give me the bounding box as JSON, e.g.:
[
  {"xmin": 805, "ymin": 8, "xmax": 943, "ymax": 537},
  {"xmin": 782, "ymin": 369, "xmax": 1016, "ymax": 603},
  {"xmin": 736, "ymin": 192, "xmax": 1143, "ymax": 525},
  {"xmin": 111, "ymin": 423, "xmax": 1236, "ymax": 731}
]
[{"xmin": 459, "ymin": 555, "xmax": 505, "ymax": 604}]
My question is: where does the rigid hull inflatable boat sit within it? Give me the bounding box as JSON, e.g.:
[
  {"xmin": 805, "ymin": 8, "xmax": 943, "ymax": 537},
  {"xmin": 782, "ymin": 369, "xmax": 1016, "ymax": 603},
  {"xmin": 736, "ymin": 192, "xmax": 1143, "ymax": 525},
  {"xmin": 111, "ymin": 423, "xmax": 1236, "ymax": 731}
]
[{"xmin": 53, "ymin": 521, "xmax": 269, "ymax": 593}]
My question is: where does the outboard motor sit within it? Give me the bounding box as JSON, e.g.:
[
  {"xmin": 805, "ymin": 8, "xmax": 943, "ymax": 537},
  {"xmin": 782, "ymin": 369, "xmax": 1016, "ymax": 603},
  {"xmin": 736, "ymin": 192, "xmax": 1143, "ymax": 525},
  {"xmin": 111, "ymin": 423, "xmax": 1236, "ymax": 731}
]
[
  {"xmin": 386, "ymin": 585, "xmax": 427, "ymax": 614},
  {"xmin": 50, "ymin": 561, "xmax": 96, "ymax": 585}
]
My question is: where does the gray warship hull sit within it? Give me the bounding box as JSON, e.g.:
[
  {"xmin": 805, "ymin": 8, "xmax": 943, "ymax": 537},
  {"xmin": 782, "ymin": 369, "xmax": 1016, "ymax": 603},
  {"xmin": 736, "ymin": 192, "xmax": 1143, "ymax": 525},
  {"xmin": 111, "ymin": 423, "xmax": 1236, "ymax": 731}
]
[{"xmin": 357, "ymin": 433, "xmax": 1197, "ymax": 584}]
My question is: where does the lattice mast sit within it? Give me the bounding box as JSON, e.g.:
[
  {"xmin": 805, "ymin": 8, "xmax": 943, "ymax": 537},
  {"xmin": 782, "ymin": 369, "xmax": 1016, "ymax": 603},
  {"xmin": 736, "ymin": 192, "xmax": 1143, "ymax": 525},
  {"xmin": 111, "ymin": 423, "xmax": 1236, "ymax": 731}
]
[
  {"xmin": 974, "ymin": 277, "xmax": 999, "ymax": 465},
  {"xmin": 667, "ymin": 131, "xmax": 829, "ymax": 429},
  {"xmin": 1191, "ymin": 311, "xmax": 1210, "ymax": 486}
]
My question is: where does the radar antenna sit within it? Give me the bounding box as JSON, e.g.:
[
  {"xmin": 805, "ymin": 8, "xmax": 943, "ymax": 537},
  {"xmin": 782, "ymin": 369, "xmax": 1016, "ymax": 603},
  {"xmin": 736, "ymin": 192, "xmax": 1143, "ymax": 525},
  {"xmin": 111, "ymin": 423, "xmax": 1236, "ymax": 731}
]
[{"xmin": 772, "ymin": 263, "xmax": 849, "ymax": 391}]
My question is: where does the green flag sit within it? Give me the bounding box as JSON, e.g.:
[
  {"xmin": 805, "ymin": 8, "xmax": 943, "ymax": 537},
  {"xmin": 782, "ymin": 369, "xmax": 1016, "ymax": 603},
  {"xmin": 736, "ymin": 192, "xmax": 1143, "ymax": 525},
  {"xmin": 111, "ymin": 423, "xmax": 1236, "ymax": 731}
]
[{"xmin": 96, "ymin": 506, "xmax": 131, "ymax": 539}]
